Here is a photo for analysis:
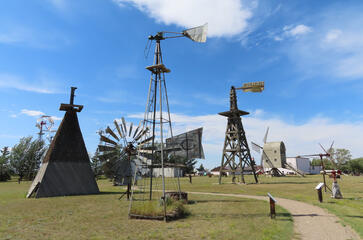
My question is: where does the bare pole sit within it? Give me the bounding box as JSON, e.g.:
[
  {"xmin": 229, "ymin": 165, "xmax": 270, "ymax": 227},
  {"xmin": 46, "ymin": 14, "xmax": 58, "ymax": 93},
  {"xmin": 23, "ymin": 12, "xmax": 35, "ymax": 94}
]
[
  {"xmin": 158, "ymin": 45, "xmax": 167, "ymax": 222},
  {"xmin": 149, "ymin": 41, "xmax": 160, "ymax": 200}
]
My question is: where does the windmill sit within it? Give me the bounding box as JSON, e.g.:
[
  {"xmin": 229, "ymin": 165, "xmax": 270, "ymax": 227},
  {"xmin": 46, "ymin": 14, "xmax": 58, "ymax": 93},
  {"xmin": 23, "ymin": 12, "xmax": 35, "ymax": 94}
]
[
  {"xmin": 27, "ymin": 115, "xmax": 56, "ymax": 180},
  {"xmin": 218, "ymin": 81, "xmax": 264, "ymax": 184},
  {"xmin": 128, "ymin": 24, "xmax": 207, "ymax": 221},
  {"xmin": 298, "ymin": 142, "xmax": 342, "ymax": 198},
  {"xmin": 251, "ymin": 127, "xmax": 284, "ymax": 177},
  {"xmin": 35, "ymin": 115, "xmax": 54, "ymax": 141},
  {"xmin": 251, "ymin": 127, "xmax": 305, "ymax": 177},
  {"xmin": 98, "ymin": 117, "xmax": 152, "ymax": 200}
]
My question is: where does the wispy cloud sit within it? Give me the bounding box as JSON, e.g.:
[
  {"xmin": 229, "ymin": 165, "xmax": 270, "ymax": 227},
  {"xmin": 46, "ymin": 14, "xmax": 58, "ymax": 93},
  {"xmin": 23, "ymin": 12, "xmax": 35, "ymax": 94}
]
[
  {"xmin": 20, "ymin": 109, "xmax": 45, "ymax": 117},
  {"xmin": 47, "ymin": 0, "xmax": 67, "ymax": 10},
  {"xmin": 284, "ymin": 25, "xmax": 312, "ymax": 37},
  {"xmin": 0, "ymin": 73, "xmax": 61, "ymax": 94},
  {"xmin": 113, "ymin": 0, "xmax": 254, "ymax": 37},
  {"xmin": 193, "ymin": 94, "xmax": 228, "ymax": 106},
  {"xmin": 283, "ymin": 7, "xmax": 363, "ymax": 79},
  {"xmin": 0, "ymin": 25, "xmax": 71, "ymax": 49}
]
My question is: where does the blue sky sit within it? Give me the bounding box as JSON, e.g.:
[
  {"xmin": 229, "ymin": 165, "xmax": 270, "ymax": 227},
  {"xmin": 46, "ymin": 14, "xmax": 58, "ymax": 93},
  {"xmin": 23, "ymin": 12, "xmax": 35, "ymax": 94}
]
[{"xmin": 1, "ymin": 0, "xmax": 363, "ymax": 169}]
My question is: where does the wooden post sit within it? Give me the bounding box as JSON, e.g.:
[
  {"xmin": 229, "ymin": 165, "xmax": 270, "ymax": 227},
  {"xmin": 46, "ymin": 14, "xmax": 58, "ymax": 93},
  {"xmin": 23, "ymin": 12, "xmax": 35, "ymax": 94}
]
[
  {"xmin": 267, "ymin": 193, "xmax": 276, "ymax": 219},
  {"xmin": 315, "ymin": 182, "xmax": 324, "ymax": 203}
]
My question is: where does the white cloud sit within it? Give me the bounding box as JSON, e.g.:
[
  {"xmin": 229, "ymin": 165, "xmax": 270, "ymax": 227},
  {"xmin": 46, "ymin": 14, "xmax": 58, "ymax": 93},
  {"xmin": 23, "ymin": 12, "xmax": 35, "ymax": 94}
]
[
  {"xmin": 21, "ymin": 109, "xmax": 45, "ymax": 117},
  {"xmin": 285, "ymin": 24, "xmax": 312, "ymax": 36},
  {"xmin": 324, "ymin": 29, "xmax": 342, "ymax": 42},
  {"xmin": 51, "ymin": 116, "xmax": 63, "ymax": 121},
  {"xmin": 128, "ymin": 111, "xmax": 363, "ymax": 168},
  {"xmin": 113, "ymin": 0, "xmax": 253, "ymax": 37},
  {"xmin": 0, "ymin": 73, "xmax": 59, "ymax": 94}
]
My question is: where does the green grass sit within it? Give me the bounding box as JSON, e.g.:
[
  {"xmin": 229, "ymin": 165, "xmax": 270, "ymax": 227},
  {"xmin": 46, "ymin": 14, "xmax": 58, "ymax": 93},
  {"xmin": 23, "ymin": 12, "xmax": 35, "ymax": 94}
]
[
  {"xmin": 0, "ymin": 178, "xmax": 293, "ymax": 240},
  {"xmin": 181, "ymin": 174, "xmax": 363, "ymax": 238}
]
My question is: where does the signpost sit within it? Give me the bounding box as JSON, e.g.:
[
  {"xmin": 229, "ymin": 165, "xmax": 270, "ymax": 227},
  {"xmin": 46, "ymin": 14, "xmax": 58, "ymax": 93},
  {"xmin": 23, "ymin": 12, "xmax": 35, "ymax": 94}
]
[
  {"xmin": 267, "ymin": 193, "xmax": 277, "ymax": 219},
  {"xmin": 315, "ymin": 183, "xmax": 324, "ymax": 203}
]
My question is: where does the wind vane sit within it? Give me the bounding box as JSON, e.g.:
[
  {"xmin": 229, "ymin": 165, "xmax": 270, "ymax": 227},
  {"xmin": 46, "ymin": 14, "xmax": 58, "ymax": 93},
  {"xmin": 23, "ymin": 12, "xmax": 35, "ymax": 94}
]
[{"xmin": 60, "ymin": 87, "xmax": 83, "ymax": 112}]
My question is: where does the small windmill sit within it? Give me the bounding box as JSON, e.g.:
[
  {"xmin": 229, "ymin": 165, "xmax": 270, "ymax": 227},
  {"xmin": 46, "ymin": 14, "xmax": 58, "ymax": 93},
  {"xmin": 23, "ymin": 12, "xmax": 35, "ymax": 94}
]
[
  {"xmin": 251, "ymin": 127, "xmax": 305, "ymax": 177},
  {"xmin": 251, "ymin": 128, "xmax": 284, "ymax": 177},
  {"xmin": 298, "ymin": 142, "xmax": 342, "ymax": 198},
  {"xmin": 98, "ymin": 117, "xmax": 152, "ymax": 199},
  {"xmin": 35, "ymin": 115, "xmax": 54, "ymax": 141}
]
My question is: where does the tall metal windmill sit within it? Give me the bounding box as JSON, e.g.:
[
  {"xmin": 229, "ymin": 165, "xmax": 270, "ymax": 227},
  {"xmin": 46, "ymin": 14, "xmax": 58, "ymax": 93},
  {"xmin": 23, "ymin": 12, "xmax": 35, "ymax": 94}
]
[
  {"xmin": 218, "ymin": 81, "xmax": 264, "ymax": 184},
  {"xmin": 128, "ymin": 24, "xmax": 207, "ymax": 221}
]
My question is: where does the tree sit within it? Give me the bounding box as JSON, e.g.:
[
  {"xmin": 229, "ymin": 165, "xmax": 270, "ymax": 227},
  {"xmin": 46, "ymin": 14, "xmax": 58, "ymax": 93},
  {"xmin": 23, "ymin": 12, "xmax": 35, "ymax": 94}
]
[
  {"xmin": 311, "ymin": 158, "xmax": 334, "ymax": 170},
  {"xmin": 332, "ymin": 148, "xmax": 352, "ymax": 167},
  {"xmin": 90, "ymin": 149, "xmax": 103, "ymax": 180},
  {"xmin": 196, "ymin": 164, "xmax": 205, "ymax": 172},
  {"xmin": 10, "ymin": 136, "xmax": 47, "ymax": 182},
  {"xmin": 184, "ymin": 158, "xmax": 197, "ymax": 174},
  {"xmin": 0, "ymin": 146, "xmax": 11, "ymax": 181},
  {"xmin": 348, "ymin": 158, "xmax": 363, "ymax": 175}
]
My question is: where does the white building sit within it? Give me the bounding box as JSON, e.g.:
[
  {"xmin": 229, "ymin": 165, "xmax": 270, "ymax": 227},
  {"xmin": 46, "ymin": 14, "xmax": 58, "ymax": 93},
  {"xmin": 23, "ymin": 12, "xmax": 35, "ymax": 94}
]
[
  {"xmin": 152, "ymin": 167, "xmax": 183, "ymax": 178},
  {"xmin": 286, "ymin": 157, "xmax": 322, "ymax": 174}
]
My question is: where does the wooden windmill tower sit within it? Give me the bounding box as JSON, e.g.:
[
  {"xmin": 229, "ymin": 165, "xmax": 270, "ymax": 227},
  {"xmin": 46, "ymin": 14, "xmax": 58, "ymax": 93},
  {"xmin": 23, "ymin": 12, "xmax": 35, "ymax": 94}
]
[{"xmin": 218, "ymin": 82, "xmax": 264, "ymax": 184}]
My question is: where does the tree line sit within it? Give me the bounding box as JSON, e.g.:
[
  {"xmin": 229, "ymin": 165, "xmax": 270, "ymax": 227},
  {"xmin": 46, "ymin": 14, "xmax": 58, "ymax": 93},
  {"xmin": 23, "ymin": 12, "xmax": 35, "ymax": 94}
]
[{"xmin": 3, "ymin": 137, "xmax": 361, "ymax": 183}]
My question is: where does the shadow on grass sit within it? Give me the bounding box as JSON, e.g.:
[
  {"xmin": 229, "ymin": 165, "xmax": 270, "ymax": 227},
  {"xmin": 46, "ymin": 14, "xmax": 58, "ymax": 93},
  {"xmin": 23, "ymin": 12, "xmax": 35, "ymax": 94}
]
[
  {"xmin": 193, "ymin": 199, "xmax": 247, "ymax": 204},
  {"xmin": 196, "ymin": 212, "xmax": 292, "ymax": 221},
  {"xmin": 292, "ymin": 214, "xmax": 319, "ymax": 217},
  {"xmin": 98, "ymin": 191, "xmax": 145, "ymax": 195},
  {"xmin": 344, "ymin": 215, "xmax": 363, "ymax": 219},
  {"xmin": 259, "ymin": 181, "xmax": 317, "ymax": 185}
]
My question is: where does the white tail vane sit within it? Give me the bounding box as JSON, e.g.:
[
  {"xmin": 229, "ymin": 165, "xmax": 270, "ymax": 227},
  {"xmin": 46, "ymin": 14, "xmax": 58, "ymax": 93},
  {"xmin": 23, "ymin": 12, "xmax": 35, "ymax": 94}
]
[{"xmin": 183, "ymin": 23, "xmax": 208, "ymax": 43}]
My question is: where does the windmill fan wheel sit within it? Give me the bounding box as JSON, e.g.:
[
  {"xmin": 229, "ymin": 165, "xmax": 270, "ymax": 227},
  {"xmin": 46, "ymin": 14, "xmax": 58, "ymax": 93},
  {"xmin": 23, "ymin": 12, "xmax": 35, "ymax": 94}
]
[{"xmin": 98, "ymin": 117, "xmax": 152, "ymax": 186}]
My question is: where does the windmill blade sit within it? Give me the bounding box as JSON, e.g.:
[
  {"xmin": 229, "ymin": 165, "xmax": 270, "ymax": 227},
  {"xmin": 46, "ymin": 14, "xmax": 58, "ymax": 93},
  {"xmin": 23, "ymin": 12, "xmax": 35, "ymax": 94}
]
[
  {"xmin": 135, "ymin": 128, "xmax": 149, "ymax": 142},
  {"xmin": 263, "ymin": 127, "xmax": 269, "ymax": 144},
  {"xmin": 98, "ymin": 145, "xmax": 116, "ymax": 152},
  {"xmin": 251, "ymin": 141, "xmax": 262, "ymax": 153},
  {"xmin": 129, "ymin": 122, "xmax": 133, "ymax": 137},
  {"xmin": 121, "ymin": 117, "xmax": 127, "ymax": 136},
  {"xmin": 106, "ymin": 126, "xmax": 119, "ymax": 141},
  {"xmin": 114, "ymin": 120, "xmax": 123, "ymax": 139},
  {"xmin": 319, "ymin": 143, "xmax": 329, "ymax": 156},
  {"xmin": 133, "ymin": 120, "xmax": 142, "ymax": 139},
  {"xmin": 100, "ymin": 135, "xmax": 118, "ymax": 146},
  {"xmin": 139, "ymin": 136, "xmax": 154, "ymax": 146}
]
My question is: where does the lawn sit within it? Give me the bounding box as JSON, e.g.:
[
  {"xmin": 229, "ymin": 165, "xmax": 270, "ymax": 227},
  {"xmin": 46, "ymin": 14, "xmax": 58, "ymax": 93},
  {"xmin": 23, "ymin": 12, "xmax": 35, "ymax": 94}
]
[
  {"xmin": 0, "ymin": 178, "xmax": 293, "ymax": 240},
  {"xmin": 181, "ymin": 174, "xmax": 363, "ymax": 238}
]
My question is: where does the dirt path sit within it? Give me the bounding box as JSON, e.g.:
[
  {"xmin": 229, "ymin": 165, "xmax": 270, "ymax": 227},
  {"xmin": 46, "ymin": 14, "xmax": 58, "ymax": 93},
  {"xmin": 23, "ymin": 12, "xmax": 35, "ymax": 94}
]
[{"xmin": 187, "ymin": 191, "xmax": 360, "ymax": 240}]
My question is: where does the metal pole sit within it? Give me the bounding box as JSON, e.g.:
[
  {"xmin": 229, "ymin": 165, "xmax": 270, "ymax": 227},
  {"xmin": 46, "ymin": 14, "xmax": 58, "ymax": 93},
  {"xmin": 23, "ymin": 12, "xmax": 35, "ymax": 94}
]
[
  {"xmin": 159, "ymin": 54, "xmax": 167, "ymax": 222},
  {"xmin": 320, "ymin": 155, "xmax": 327, "ymax": 192},
  {"xmin": 149, "ymin": 41, "xmax": 160, "ymax": 200}
]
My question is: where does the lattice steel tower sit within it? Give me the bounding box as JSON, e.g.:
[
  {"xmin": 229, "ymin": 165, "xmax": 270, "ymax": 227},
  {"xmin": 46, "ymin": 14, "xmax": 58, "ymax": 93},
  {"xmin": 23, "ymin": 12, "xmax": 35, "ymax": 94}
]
[{"xmin": 218, "ymin": 83, "xmax": 264, "ymax": 184}]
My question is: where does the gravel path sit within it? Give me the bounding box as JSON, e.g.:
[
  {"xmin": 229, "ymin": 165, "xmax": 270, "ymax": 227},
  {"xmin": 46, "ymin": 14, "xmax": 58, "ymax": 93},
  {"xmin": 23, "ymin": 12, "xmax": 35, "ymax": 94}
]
[{"xmin": 187, "ymin": 191, "xmax": 361, "ymax": 240}]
